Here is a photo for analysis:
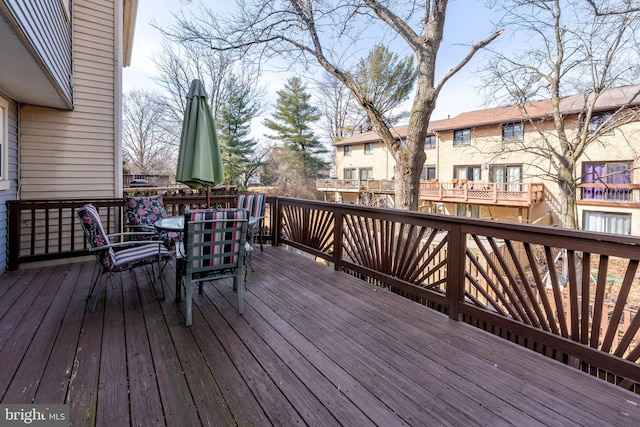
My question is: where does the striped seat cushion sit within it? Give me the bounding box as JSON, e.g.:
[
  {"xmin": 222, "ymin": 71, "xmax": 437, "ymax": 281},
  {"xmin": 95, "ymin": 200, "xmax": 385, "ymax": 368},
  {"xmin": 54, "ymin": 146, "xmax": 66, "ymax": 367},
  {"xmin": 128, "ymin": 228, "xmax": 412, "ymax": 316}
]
[
  {"xmin": 185, "ymin": 209, "xmax": 247, "ymax": 269},
  {"xmin": 236, "ymin": 194, "xmax": 265, "ymax": 236},
  {"xmin": 111, "ymin": 243, "xmax": 172, "ymax": 272}
]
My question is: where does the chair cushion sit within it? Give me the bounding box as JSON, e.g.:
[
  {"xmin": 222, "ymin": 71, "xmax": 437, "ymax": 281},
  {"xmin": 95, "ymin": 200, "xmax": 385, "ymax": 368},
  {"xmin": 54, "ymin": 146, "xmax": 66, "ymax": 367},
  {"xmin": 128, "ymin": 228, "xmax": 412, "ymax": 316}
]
[
  {"xmin": 236, "ymin": 194, "xmax": 265, "ymax": 236},
  {"xmin": 126, "ymin": 195, "xmax": 179, "ymax": 240},
  {"xmin": 185, "ymin": 209, "xmax": 247, "ymax": 268},
  {"xmin": 236, "ymin": 194, "xmax": 265, "ymax": 219},
  {"xmin": 77, "ymin": 204, "xmax": 116, "ymax": 270},
  {"xmin": 111, "ymin": 243, "xmax": 173, "ymax": 272}
]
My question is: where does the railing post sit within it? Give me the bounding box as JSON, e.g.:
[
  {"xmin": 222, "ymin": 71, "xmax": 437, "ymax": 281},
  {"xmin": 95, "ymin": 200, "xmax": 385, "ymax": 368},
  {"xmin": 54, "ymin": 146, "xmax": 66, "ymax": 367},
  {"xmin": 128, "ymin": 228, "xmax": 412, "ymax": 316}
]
[
  {"xmin": 446, "ymin": 223, "xmax": 466, "ymax": 321},
  {"xmin": 272, "ymin": 197, "xmax": 281, "ymax": 247},
  {"xmin": 333, "ymin": 206, "xmax": 343, "ymax": 271},
  {"xmin": 7, "ymin": 201, "xmax": 20, "ymax": 271}
]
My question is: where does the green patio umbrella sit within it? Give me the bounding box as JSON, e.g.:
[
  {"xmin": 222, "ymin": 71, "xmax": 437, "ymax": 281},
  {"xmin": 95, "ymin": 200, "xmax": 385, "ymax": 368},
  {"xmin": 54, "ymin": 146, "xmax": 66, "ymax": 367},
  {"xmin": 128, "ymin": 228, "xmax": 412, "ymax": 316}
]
[{"xmin": 176, "ymin": 79, "xmax": 225, "ymax": 207}]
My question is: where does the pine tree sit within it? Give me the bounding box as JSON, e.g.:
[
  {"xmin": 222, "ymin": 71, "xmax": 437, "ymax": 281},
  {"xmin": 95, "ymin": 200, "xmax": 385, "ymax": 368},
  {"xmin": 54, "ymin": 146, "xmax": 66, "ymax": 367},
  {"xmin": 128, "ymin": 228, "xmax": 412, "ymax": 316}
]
[
  {"xmin": 217, "ymin": 75, "xmax": 261, "ymax": 187},
  {"xmin": 263, "ymin": 77, "xmax": 327, "ymax": 180}
]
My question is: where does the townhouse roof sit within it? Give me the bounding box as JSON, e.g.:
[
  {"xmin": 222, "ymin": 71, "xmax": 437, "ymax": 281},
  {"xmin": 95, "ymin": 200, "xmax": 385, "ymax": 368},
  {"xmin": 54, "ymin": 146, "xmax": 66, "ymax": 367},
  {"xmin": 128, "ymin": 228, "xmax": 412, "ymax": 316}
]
[{"xmin": 334, "ymin": 84, "xmax": 640, "ymax": 146}]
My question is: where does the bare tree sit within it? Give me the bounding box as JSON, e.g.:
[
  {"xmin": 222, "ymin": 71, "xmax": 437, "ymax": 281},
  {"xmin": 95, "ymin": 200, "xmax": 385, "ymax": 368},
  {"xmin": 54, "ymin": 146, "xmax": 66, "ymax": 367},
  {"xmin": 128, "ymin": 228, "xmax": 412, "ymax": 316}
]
[
  {"xmin": 123, "ymin": 89, "xmax": 176, "ymax": 175},
  {"xmin": 162, "ymin": 1, "xmax": 502, "ymax": 210},
  {"xmin": 585, "ymin": 0, "xmax": 640, "ymax": 15},
  {"xmin": 316, "ymin": 71, "xmax": 365, "ymax": 143},
  {"xmin": 481, "ymin": 0, "xmax": 640, "ymax": 228},
  {"xmin": 152, "ymin": 39, "xmax": 263, "ymax": 125}
]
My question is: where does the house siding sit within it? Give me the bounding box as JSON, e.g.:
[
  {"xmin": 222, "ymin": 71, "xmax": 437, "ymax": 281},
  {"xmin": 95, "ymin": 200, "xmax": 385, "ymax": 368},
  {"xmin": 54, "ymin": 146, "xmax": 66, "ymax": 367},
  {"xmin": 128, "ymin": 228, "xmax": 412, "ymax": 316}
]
[
  {"xmin": 19, "ymin": 0, "xmax": 119, "ymax": 199},
  {"xmin": 2, "ymin": 0, "xmax": 72, "ymax": 103},
  {"xmin": 0, "ymin": 95, "xmax": 19, "ymax": 272}
]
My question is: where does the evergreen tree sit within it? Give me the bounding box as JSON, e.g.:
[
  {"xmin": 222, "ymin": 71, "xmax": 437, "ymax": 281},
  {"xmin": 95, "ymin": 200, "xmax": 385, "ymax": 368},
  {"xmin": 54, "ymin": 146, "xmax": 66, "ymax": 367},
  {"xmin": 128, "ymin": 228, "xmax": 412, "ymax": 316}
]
[
  {"xmin": 355, "ymin": 44, "xmax": 417, "ymax": 129},
  {"xmin": 263, "ymin": 77, "xmax": 327, "ymax": 179},
  {"xmin": 217, "ymin": 75, "xmax": 262, "ymax": 187}
]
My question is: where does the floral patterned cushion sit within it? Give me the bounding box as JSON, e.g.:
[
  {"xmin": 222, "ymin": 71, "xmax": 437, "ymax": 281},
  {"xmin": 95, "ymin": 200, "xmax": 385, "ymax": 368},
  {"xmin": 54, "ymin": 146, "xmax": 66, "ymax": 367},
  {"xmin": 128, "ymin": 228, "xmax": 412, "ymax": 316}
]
[
  {"xmin": 125, "ymin": 196, "xmax": 179, "ymax": 240},
  {"xmin": 77, "ymin": 204, "xmax": 116, "ymax": 270}
]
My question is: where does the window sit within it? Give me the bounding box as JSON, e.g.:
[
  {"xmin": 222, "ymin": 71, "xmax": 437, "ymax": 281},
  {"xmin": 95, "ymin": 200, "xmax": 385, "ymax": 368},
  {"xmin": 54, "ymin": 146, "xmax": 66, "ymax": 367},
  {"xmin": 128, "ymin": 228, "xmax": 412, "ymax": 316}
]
[
  {"xmin": 0, "ymin": 97, "xmax": 8, "ymax": 190},
  {"xmin": 490, "ymin": 165, "xmax": 522, "ymax": 183},
  {"xmin": 343, "ymin": 168, "xmax": 356, "ymax": 180},
  {"xmin": 583, "ymin": 211, "xmax": 631, "ymax": 235},
  {"xmin": 582, "ymin": 161, "xmax": 631, "ymax": 201},
  {"xmin": 397, "ymin": 138, "xmax": 406, "ymax": 147},
  {"xmin": 425, "ymin": 135, "xmax": 437, "ymax": 149},
  {"xmin": 359, "ymin": 168, "xmax": 373, "ymax": 180},
  {"xmin": 421, "ymin": 165, "xmax": 436, "ymax": 181},
  {"xmin": 453, "ymin": 129, "xmax": 471, "ymax": 146},
  {"xmin": 587, "ymin": 112, "xmax": 614, "ymax": 134},
  {"xmin": 453, "ymin": 165, "xmax": 481, "ymax": 181},
  {"xmin": 364, "ymin": 143, "xmax": 373, "ymax": 154},
  {"xmin": 343, "ymin": 145, "xmax": 352, "ymax": 156},
  {"xmin": 502, "ymin": 123, "xmax": 524, "ymax": 141}
]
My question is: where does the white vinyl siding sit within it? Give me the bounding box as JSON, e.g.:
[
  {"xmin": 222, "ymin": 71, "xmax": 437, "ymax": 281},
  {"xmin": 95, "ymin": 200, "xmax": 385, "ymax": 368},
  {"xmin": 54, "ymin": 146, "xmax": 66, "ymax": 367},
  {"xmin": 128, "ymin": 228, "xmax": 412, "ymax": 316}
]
[
  {"xmin": 19, "ymin": 1, "xmax": 119, "ymax": 199},
  {"xmin": 3, "ymin": 0, "xmax": 73, "ymax": 103}
]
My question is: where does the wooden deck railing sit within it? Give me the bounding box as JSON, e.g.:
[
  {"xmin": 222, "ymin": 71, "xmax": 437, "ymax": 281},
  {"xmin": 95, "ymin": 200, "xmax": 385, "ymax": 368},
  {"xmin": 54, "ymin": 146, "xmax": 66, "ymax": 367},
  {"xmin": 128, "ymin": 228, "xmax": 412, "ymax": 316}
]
[
  {"xmin": 6, "ymin": 195, "xmax": 274, "ymax": 271},
  {"xmin": 275, "ymin": 197, "xmax": 640, "ymax": 391},
  {"xmin": 418, "ymin": 181, "xmax": 545, "ymax": 207},
  {"xmin": 316, "ymin": 178, "xmax": 395, "ymax": 193},
  {"xmin": 6, "ymin": 196, "xmax": 640, "ymax": 392}
]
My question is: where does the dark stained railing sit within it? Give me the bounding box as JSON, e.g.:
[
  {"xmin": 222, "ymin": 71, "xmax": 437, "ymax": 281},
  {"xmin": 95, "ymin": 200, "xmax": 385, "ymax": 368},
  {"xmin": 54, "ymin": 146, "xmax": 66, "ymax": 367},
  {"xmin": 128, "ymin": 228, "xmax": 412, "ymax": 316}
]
[
  {"xmin": 6, "ymin": 196, "xmax": 640, "ymax": 392},
  {"xmin": 275, "ymin": 197, "xmax": 640, "ymax": 391},
  {"xmin": 6, "ymin": 195, "xmax": 274, "ymax": 271}
]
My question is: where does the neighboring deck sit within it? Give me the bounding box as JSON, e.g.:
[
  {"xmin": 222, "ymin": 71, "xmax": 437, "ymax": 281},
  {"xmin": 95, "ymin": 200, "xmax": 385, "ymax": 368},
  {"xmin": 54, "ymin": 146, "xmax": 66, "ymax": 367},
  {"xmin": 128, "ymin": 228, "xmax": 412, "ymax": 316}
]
[{"xmin": 1, "ymin": 247, "xmax": 640, "ymax": 426}]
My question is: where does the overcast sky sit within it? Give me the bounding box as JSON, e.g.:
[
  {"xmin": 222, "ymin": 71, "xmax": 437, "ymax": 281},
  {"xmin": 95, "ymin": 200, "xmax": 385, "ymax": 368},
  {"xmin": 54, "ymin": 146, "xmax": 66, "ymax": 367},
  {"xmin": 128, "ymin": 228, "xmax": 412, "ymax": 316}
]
[{"xmin": 123, "ymin": 0, "xmax": 501, "ymax": 137}]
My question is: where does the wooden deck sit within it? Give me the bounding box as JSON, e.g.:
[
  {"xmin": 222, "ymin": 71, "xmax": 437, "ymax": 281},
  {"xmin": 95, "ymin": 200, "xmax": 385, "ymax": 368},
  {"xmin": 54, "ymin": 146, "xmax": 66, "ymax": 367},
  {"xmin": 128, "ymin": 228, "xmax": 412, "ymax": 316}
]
[{"xmin": 1, "ymin": 247, "xmax": 640, "ymax": 426}]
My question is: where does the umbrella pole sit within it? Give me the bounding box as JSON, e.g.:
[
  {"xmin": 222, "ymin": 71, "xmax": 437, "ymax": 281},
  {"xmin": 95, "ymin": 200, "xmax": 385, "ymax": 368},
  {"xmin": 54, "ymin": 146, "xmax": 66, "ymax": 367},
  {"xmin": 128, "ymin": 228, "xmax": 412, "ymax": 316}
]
[{"xmin": 206, "ymin": 187, "xmax": 211, "ymax": 208}]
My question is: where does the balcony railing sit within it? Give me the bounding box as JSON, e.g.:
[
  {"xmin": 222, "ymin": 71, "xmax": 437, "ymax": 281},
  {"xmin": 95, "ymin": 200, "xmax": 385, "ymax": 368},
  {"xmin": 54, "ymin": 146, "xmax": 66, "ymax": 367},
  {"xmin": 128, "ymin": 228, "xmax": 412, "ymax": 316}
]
[
  {"xmin": 7, "ymin": 196, "xmax": 640, "ymax": 392},
  {"xmin": 578, "ymin": 183, "xmax": 640, "ymax": 207},
  {"xmin": 316, "ymin": 178, "xmax": 395, "ymax": 193},
  {"xmin": 419, "ymin": 181, "xmax": 545, "ymax": 207}
]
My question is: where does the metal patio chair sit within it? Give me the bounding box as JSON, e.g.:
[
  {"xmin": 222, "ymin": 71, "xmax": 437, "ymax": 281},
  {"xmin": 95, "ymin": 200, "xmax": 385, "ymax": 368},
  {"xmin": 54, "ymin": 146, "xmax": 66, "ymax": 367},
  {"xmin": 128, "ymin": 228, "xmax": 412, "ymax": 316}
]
[
  {"xmin": 77, "ymin": 203, "xmax": 172, "ymax": 311},
  {"xmin": 180, "ymin": 208, "xmax": 248, "ymax": 326},
  {"xmin": 125, "ymin": 195, "xmax": 180, "ymax": 242},
  {"xmin": 236, "ymin": 193, "xmax": 266, "ymax": 251}
]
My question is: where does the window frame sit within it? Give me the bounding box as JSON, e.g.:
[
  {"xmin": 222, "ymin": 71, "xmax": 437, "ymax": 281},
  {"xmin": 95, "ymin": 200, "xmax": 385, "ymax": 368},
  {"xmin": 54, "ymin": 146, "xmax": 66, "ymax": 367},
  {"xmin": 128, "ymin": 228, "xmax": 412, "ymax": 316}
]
[
  {"xmin": 425, "ymin": 135, "xmax": 437, "ymax": 149},
  {"xmin": 489, "ymin": 164, "xmax": 523, "ymax": 183},
  {"xmin": 581, "ymin": 161, "xmax": 632, "ymax": 201},
  {"xmin": 453, "ymin": 128, "xmax": 471, "ymax": 146},
  {"xmin": 587, "ymin": 112, "xmax": 614, "ymax": 134},
  {"xmin": 343, "ymin": 168, "xmax": 356, "ymax": 180},
  {"xmin": 421, "ymin": 165, "xmax": 436, "ymax": 181},
  {"xmin": 364, "ymin": 142, "xmax": 373, "ymax": 154},
  {"xmin": 453, "ymin": 165, "xmax": 481, "ymax": 181},
  {"xmin": 582, "ymin": 211, "xmax": 631, "ymax": 235},
  {"xmin": 359, "ymin": 167, "xmax": 373, "ymax": 180},
  {"xmin": 502, "ymin": 122, "xmax": 524, "ymax": 142}
]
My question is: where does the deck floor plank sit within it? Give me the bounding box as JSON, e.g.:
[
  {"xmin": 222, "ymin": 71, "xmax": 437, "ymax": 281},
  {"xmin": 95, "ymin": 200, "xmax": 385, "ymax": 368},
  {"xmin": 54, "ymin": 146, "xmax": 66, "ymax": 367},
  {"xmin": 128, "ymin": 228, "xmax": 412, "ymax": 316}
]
[
  {"xmin": 1, "ymin": 247, "xmax": 640, "ymax": 426},
  {"xmin": 34, "ymin": 262, "xmax": 95, "ymax": 404},
  {"xmin": 187, "ymin": 280, "xmax": 309, "ymax": 426},
  {"xmin": 122, "ymin": 268, "xmax": 166, "ymax": 427},
  {"xmin": 261, "ymin": 251, "xmax": 600, "ymax": 425},
  {"xmin": 96, "ymin": 273, "xmax": 131, "ymax": 426},
  {"xmin": 2, "ymin": 262, "xmax": 83, "ymax": 404},
  {"xmin": 138, "ymin": 268, "xmax": 202, "ymax": 427}
]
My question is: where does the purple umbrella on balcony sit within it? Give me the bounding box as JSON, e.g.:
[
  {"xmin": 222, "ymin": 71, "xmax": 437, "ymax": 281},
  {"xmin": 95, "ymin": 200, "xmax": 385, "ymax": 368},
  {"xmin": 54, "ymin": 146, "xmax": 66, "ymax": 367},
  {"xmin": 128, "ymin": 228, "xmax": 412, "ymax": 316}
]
[{"xmin": 176, "ymin": 79, "xmax": 224, "ymax": 207}]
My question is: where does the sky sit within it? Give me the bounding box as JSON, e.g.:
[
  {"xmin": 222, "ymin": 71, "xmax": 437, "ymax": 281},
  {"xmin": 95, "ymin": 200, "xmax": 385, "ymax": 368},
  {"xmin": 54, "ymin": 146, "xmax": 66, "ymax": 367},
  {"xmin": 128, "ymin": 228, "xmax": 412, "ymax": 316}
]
[{"xmin": 123, "ymin": 0, "xmax": 503, "ymax": 139}]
